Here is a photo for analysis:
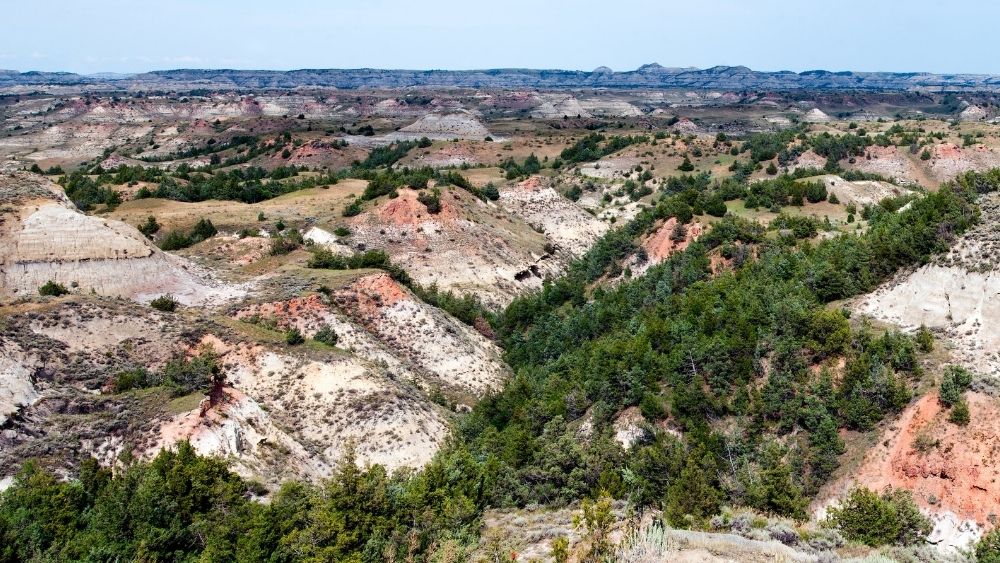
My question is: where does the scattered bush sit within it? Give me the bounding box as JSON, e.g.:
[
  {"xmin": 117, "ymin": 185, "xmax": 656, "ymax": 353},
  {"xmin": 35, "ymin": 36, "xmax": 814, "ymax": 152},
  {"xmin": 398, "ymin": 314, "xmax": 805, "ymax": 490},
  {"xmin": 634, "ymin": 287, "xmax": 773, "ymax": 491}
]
[
  {"xmin": 915, "ymin": 325, "xmax": 934, "ymax": 352},
  {"xmin": 307, "ymin": 248, "xmax": 411, "ymax": 284},
  {"xmin": 949, "ymin": 398, "xmax": 970, "ymax": 426},
  {"xmin": 313, "ymin": 325, "xmax": 338, "ymax": 347},
  {"xmin": 342, "ymin": 200, "xmax": 362, "ymax": 217},
  {"xmin": 285, "ymin": 328, "xmax": 304, "ymax": 345},
  {"xmin": 417, "ymin": 188, "xmax": 442, "ymax": 214},
  {"xmin": 137, "ymin": 216, "xmax": 160, "ymax": 238},
  {"xmin": 827, "ymin": 487, "xmax": 931, "ymax": 547},
  {"xmin": 112, "ymin": 368, "xmax": 152, "ymax": 393},
  {"xmin": 159, "ymin": 230, "xmax": 192, "ymax": 251},
  {"xmin": 149, "ymin": 295, "xmax": 177, "ymax": 312},
  {"xmin": 38, "ymin": 280, "xmax": 69, "ymax": 296},
  {"xmin": 161, "ymin": 348, "xmax": 222, "ymax": 396},
  {"xmin": 270, "ymin": 229, "xmax": 303, "ymax": 255},
  {"xmin": 159, "ymin": 218, "xmax": 217, "ymax": 251},
  {"xmin": 939, "ymin": 365, "xmax": 973, "ymax": 406},
  {"xmin": 482, "ymin": 182, "xmax": 500, "ymax": 201}
]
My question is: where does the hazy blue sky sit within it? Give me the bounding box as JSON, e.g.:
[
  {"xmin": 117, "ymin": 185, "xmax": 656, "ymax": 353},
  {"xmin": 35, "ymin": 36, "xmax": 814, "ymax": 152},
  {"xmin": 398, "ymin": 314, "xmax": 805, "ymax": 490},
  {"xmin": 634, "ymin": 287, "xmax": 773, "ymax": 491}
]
[{"xmin": 2, "ymin": 0, "xmax": 997, "ymax": 74}]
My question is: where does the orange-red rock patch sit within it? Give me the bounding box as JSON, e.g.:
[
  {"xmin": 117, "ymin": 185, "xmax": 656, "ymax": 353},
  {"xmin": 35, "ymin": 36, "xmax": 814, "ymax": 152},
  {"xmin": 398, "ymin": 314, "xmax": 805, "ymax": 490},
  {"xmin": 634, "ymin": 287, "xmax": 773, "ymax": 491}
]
[{"xmin": 852, "ymin": 392, "xmax": 1000, "ymax": 525}]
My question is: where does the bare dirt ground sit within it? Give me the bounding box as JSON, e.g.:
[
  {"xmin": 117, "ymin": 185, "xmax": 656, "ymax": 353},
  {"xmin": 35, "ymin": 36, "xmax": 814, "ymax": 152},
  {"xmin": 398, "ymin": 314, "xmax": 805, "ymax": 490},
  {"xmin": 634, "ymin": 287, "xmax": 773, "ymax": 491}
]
[
  {"xmin": 0, "ymin": 172, "xmax": 241, "ymax": 304},
  {"xmin": 386, "ymin": 109, "xmax": 492, "ymax": 141},
  {"xmin": 856, "ymin": 193, "xmax": 1000, "ymax": 379},
  {"xmin": 810, "ymin": 174, "xmax": 912, "ymax": 207},
  {"xmin": 499, "ymin": 176, "xmax": 609, "ymax": 258}
]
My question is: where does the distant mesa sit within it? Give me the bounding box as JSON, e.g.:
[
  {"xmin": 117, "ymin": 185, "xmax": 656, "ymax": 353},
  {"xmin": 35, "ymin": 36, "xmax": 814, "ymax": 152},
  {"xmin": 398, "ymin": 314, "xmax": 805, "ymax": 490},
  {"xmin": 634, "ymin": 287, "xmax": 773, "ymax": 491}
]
[
  {"xmin": 5, "ymin": 64, "xmax": 1000, "ymax": 92},
  {"xmin": 636, "ymin": 63, "xmax": 666, "ymax": 73}
]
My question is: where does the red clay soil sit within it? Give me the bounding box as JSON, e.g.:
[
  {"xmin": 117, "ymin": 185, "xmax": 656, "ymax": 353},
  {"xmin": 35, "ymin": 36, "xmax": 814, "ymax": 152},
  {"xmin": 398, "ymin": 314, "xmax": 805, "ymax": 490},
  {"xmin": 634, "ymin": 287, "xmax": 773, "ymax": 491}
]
[
  {"xmin": 363, "ymin": 188, "xmax": 459, "ymax": 227},
  {"xmin": 932, "ymin": 143, "xmax": 966, "ymax": 159},
  {"xmin": 286, "ymin": 140, "xmax": 365, "ymax": 168},
  {"xmin": 483, "ymin": 91, "xmax": 539, "ymax": 109},
  {"xmin": 157, "ymin": 386, "xmax": 245, "ymax": 443},
  {"xmin": 852, "ymin": 392, "xmax": 1000, "ymax": 524},
  {"xmin": 235, "ymin": 294, "xmax": 330, "ymax": 329},
  {"xmin": 642, "ymin": 218, "xmax": 703, "ymax": 262},
  {"xmin": 865, "ymin": 145, "xmax": 903, "ymax": 160},
  {"xmin": 515, "ymin": 176, "xmax": 545, "ymax": 192},
  {"xmin": 333, "ymin": 273, "xmax": 410, "ymax": 322}
]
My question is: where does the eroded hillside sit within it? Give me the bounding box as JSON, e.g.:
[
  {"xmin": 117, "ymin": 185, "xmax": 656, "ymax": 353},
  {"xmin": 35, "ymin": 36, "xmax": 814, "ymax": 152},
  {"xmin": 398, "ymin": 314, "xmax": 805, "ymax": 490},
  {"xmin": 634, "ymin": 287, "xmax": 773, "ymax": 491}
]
[{"xmin": 8, "ymin": 84, "xmax": 1000, "ymax": 562}]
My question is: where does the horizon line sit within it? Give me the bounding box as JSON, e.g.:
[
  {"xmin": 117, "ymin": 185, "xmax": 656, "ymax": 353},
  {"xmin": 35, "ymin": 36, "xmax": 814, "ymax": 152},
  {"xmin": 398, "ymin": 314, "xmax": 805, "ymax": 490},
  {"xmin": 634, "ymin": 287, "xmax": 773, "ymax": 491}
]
[{"xmin": 3, "ymin": 64, "xmax": 994, "ymax": 78}]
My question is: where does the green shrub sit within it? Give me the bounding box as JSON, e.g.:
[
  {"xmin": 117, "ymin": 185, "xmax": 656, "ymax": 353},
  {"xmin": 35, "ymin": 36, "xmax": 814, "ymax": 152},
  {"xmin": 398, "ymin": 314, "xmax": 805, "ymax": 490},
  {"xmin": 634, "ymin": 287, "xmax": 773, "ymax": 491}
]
[
  {"xmin": 417, "ymin": 189, "xmax": 442, "ymax": 214},
  {"xmin": 270, "ymin": 229, "xmax": 303, "ymax": 255},
  {"xmin": 333, "ymin": 226, "xmax": 351, "ymax": 237},
  {"xmin": 149, "ymin": 295, "xmax": 177, "ymax": 312},
  {"xmin": 949, "ymin": 398, "xmax": 970, "ymax": 426},
  {"xmin": 159, "ymin": 218, "xmax": 217, "ymax": 251},
  {"xmin": 161, "ymin": 349, "xmax": 221, "ymax": 396},
  {"xmin": 915, "ymin": 325, "xmax": 934, "ymax": 352},
  {"xmin": 805, "ymin": 181, "xmax": 828, "ymax": 204},
  {"xmin": 38, "ymin": 280, "xmax": 69, "ymax": 296},
  {"xmin": 137, "ymin": 216, "xmax": 160, "ymax": 238},
  {"xmin": 313, "ymin": 325, "xmax": 338, "ymax": 347},
  {"xmin": 342, "ymin": 200, "xmax": 362, "ymax": 217},
  {"xmin": 977, "ymin": 527, "xmax": 1000, "ymax": 563},
  {"xmin": 113, "ymin": 368, "xmax": 152, "ymax": 393},
  {"xmin": 482, "ymin": 182, "xmax": 501, "ymax": 201},
  {"xmin": 189, "ymin": 218, "xmax": 217, "ymax": 242},
  {"xmin": 308, "ymin": 248, "xmax": 411, "ymax": 284},
  {"xmin": 704, "ymin": 196, "xmax": 727, "ymax": 217},
  {"xmin": 828, "ymin": 487, "xmax": 931, "ymax": 546},
  {"xmin": 285, "ymin": 328, "xmax": 304, "ymax": 345},
  {"xmin": 159, "ymin": 230, "xmax": 191, "ymax": 251},
  {"xmin": 939, "ymin": 365, "xmax": 973, "ymax": 406}
]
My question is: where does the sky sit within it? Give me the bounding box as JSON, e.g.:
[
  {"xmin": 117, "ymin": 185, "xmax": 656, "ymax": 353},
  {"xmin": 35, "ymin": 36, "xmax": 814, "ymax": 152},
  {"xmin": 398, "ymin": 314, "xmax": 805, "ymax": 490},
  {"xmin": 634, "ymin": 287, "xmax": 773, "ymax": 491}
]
[{"xmin": 2, "ymin": 0, "xmax": 998, "ymax": 75}]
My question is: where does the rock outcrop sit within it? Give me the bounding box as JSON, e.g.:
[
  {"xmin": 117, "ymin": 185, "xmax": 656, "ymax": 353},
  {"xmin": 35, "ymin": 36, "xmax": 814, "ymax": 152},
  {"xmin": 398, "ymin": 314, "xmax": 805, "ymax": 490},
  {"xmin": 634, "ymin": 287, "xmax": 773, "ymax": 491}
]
[{"xmin": 0, "ymin": 171, "xmax": 240, "ymax": 304}]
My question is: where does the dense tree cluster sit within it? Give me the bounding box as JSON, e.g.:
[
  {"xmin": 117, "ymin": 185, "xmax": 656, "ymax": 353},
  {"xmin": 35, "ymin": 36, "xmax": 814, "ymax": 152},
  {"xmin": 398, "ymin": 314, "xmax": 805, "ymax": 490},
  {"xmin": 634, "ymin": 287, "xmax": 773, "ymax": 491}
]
[
  {"xmin": 159, "ymin": 218, "xmax": 218, "ymax": 251},
  {"xmin": 353, "ymin": 137, "xmax": 431, "ymax": 170},
  {"xmin": 559, "ymin": 133, "xmax": 649, "ymax": 164},
  {"xmin": 0, "ymin": 444, "xmax": 495, "ymax": 562}
]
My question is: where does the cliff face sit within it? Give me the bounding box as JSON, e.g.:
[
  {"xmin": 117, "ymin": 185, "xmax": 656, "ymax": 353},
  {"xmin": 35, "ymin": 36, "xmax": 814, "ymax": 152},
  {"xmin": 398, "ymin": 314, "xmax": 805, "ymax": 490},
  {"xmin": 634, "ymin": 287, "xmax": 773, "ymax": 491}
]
[
  {"xmin": 6, "ymin": 64, "xmax": 1000, "ymax": 92},
  {"xmin": 0, "ymin": 172, "xmax": 241, "ymax": 305}
]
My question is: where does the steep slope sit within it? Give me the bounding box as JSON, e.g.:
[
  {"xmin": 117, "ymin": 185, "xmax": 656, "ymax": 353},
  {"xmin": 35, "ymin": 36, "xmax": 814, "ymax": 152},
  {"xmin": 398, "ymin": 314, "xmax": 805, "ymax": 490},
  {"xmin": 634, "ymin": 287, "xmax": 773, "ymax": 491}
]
[
  {"xmin": 313, "ymin": 186, "xmax": 573, "ymax": 307},
  {"xmin": 841, "ymin": 392, "xmax": 996, "ymax": 553},
  {"xmin": 0, "ymin": 171, "xmax": 240, "ymax": 304},
  {"xmin": 498, "ymin": 176, "xmax": 609, "ymax": 257},
  {"xmin": 1, "ymin": 268, "xmax": 509, "ymax": 486},
  {"xmin": 855, "ymin": 192, "xmax": 1000, "ymax": 378},
  {"xmin": 234, "ymin": 274, "xmax": 509, "ymax": 397}
]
